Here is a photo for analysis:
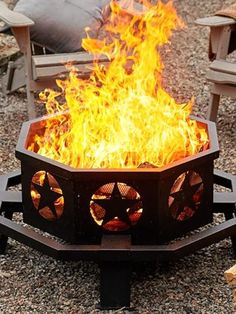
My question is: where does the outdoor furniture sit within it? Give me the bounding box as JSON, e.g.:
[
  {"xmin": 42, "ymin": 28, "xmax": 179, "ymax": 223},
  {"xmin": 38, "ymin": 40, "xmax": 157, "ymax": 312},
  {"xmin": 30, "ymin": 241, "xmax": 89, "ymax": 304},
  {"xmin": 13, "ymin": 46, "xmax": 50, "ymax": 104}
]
[
  {"xmin": 0, "ymin": 1, "xmax": 109, "ymax": 119},
  {"xmin": 196, "ymin": 15, "xmax": 236, "ymax": 122}
]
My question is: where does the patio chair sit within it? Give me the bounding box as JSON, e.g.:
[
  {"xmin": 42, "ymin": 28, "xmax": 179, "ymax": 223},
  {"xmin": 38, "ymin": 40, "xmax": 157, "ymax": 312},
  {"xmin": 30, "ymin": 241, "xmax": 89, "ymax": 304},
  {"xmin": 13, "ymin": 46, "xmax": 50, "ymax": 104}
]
[
  {"xmin": 0, "ymin": 1, "xmax": 110, "ymax": 119},
  {"xmin": 195, "ymin": 15, "xmax": 236, "ymax": 122}
]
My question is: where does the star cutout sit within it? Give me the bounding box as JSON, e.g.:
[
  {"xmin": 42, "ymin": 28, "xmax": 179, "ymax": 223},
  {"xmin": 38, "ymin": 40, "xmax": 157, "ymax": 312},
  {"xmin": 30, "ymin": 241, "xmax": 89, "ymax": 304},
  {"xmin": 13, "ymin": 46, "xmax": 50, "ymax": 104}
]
[
  {"xmin": 32, "ymin": 173, "xmax": 62, "ymax": 219},
  {"xmin": 169, "ymin": 172, "xmax": 203, "ymax": 220},
  {"xmin": 93, "ymin": 182, "xmax": 139, "ymax": 227}
]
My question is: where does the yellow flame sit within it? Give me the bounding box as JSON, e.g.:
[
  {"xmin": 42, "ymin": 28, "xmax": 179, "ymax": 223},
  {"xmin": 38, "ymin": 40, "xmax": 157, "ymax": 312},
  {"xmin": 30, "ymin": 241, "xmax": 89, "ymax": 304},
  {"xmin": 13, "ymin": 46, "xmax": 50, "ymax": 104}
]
[{"xmin": 28, "ymin": 0, "xmax": 208, "ymax": 169}]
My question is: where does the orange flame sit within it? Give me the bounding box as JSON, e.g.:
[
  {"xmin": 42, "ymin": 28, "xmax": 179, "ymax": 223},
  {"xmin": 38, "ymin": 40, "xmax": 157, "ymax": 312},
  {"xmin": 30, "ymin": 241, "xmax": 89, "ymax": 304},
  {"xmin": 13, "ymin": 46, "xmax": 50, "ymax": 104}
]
[{"xmin": 28, "ymin": 0, "xmax": 209, "ymax": 169}]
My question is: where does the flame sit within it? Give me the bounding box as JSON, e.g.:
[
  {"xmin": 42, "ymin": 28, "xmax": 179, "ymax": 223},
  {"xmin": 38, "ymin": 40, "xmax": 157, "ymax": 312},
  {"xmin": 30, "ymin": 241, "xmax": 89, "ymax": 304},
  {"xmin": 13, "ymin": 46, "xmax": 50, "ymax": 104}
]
[{"xmin": 28, "ymin": 0, "xmax": 209, "ymax": 169}]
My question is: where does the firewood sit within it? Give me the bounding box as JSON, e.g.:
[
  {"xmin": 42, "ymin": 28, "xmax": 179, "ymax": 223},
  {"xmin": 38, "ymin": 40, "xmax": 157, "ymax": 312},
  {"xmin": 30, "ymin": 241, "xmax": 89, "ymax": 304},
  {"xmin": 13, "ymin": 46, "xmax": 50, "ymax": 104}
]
[
  {"xmin": 233, "ymin": 289, "xmax": 236, "ymax": 303},
  {"xmin": 138, "ymin": 161, "xmax": 157, "ymax": 168},
  {"xmin": 224, "ymin": 264, "xmax": 236, "ymax": 287}
]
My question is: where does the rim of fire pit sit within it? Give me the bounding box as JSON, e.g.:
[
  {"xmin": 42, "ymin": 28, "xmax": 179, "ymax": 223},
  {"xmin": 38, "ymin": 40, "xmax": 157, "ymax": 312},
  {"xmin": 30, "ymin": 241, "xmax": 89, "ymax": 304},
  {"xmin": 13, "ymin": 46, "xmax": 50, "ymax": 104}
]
[{"xmin": 15, "ymin": 113, "xmax": 219, "ymax": 180}]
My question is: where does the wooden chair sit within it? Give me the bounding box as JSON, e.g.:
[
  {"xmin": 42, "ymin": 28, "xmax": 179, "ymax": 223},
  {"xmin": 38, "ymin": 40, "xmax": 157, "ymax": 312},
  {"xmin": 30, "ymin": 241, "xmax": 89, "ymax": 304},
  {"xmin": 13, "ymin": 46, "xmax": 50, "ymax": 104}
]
[
  {"xmin": 196, "ymin": 15, "xmax": 236, "ymax": 121},
  {"xmin": 0, "ymin": 1, "xmax": 109, "ymax": 119}
]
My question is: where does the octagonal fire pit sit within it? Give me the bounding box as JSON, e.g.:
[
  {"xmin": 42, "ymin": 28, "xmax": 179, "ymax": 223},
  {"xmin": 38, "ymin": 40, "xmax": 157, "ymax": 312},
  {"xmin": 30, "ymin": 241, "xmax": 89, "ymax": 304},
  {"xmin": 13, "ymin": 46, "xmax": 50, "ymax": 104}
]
[
  {"xmin": 16, "ymin": 114, "xmax": 219, "ymax": 246},
  {"xmin": 1, "ymin": 1, "xmax": 236, "ymax": 310}
]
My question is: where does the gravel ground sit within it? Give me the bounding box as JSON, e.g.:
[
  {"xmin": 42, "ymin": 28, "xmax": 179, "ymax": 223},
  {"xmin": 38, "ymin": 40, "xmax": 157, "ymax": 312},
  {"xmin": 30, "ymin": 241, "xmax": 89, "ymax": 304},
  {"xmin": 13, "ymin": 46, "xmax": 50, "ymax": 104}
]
[{"xmin": 0, "ymin": 0, "xmax": 236, "ymax": 313}]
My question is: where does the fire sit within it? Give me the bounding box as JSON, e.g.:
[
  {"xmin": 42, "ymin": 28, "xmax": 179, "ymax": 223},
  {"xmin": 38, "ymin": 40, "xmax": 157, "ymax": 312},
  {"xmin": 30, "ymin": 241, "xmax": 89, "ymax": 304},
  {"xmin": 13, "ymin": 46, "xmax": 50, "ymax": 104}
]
[{"xmin": 27, "ymin": 0, "xmax": 209, "ymax": 169}]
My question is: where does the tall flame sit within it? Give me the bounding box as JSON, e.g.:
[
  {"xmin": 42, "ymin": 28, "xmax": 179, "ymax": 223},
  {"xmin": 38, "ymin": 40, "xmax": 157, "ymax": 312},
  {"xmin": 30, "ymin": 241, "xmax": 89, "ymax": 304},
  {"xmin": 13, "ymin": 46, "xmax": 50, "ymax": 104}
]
[{"xmin": 28, "ymin": 0, "xmax": 209, "ymax": 169}]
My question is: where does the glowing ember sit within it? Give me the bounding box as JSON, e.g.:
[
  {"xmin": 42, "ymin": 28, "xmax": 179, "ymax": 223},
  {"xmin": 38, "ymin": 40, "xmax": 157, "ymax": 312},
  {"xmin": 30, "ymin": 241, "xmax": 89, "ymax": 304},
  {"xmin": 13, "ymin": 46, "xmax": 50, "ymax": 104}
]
[{"xmin": 27, "ymin": 0, "xmax": 209, "ymax": 169}]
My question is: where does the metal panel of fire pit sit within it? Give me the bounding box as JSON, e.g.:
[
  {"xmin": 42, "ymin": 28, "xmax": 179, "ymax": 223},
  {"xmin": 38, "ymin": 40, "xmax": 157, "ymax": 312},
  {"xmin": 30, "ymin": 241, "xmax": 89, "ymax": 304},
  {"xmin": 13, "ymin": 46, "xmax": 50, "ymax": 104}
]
[{"xmin": 15, "ymin": 115, "xmax": 219, "ymax": 245}]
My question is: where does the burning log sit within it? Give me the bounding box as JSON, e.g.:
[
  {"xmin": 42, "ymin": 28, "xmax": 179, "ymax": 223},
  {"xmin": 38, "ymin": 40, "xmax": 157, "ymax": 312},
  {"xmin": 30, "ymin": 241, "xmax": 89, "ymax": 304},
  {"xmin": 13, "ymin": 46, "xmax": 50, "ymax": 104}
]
[{"xmin": 138, "ymin": 161, "xmax": 157, "ymax": 168}]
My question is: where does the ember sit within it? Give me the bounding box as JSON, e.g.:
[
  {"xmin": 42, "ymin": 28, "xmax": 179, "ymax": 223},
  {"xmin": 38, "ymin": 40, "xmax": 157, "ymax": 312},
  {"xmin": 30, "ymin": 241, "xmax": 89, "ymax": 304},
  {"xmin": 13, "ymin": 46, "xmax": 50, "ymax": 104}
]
[{"xmin": 27, "ymin": 0, "xmax": 209, "ymax": 169}]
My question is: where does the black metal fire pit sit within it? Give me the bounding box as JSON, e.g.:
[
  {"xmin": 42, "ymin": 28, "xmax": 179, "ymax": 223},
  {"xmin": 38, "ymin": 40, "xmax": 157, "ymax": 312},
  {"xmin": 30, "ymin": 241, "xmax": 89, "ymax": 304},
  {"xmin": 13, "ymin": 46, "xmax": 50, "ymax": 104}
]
[
  {"xmin": 16, "ymin": 115, "xmax": 219, "ymax": 245},
  {"xmin": 0, "ymin": 115, "xmax": 235, "ymax": 310}
]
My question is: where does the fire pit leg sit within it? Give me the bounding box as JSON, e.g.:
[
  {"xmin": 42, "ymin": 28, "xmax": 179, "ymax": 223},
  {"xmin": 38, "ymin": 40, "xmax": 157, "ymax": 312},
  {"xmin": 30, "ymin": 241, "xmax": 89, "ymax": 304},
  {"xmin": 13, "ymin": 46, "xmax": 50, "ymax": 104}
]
[
  {"xmin": 0, "ymin": 170, "xmax": 22, "ymax": 254},
  {"xmin": 0, "ymin": 211, "xmax": 13, "ymax": 254},
  {"xmin": 98, "ymin": 235, "xmax": 131, "ymax": 310},
  {"xmin": 213, "ymin": 170, "xmax": 236, "ymax": 255},
  {"xmin": 0, "ymin": 233, "xmax": 8, "ymax": 254},
  {"xmin": 224, "ymin": 211, "xmax": 236, "ymax": 256},
  {"xmin": 99, "ymin": 260, "xmax": 131, "ymax": 310}
]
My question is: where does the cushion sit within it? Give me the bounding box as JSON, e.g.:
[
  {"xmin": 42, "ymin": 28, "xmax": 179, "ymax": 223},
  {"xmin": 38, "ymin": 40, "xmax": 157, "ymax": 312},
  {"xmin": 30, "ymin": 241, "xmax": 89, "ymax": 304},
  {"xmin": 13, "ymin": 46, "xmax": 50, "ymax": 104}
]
[{"xmin": 14, "ymin": 0, "xmax": 111, "ymax": 53}]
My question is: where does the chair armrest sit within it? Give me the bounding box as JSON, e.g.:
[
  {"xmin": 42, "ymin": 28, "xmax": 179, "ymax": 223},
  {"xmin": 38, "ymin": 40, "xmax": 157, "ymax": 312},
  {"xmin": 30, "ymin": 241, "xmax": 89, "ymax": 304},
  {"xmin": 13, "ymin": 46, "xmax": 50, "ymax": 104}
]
[
  {"xmin": 0, "ymin": 1, "xmax": 34, "ymax": 27},
  {"xmin": 195, "ymin": 16, "xmax": 236, "ymax": 27}
]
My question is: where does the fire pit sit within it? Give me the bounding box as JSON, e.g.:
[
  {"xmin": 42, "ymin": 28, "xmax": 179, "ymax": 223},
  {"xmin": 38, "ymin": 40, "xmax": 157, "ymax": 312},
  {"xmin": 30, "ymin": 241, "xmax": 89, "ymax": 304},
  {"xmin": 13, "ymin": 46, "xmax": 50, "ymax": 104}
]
[
  {"xmin": 16, "ymin": 114, "xmax": 219, "ymax": 246},
  {"xmin": 12, "ymin": 0, "xmax": 219, "ymax": 247},
  {"xmin": 0, "ymin": 0, "xmax": 236, "ymax": 310}
]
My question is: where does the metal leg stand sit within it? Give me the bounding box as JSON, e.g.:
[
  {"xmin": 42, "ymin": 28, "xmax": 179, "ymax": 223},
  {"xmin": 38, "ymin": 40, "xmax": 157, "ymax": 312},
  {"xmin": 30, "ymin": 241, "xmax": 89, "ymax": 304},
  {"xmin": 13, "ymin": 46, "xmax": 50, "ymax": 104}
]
[
  {"xmin": 0, "ymin": 211, "xmax": 13, "ymax": 254},
  {"xmin": 213, "ymin": 169, "xmax": 236, "ymax": 254},
  {"xmin": 97, "ymin": 235, "xmax": 131, "ymax": 310},
  {"xmin": 0, "ymin": 170, "xmax": 22, "ymax": 254}
]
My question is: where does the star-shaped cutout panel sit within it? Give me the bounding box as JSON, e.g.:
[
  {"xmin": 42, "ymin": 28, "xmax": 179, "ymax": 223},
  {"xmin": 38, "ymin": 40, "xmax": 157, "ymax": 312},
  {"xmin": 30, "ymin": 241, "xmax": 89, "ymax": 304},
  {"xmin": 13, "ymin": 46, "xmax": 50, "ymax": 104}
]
[
  {"xmin": 31, "ymin": 171, "xmax": 64, "ymax": 221},
  {"xmin": 91, "ymin": 182, "xmax": 143, "ymax": 231},
  {"xmin": 169, "ymin": 171, "xmax": 203, "ymax": 221}
]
